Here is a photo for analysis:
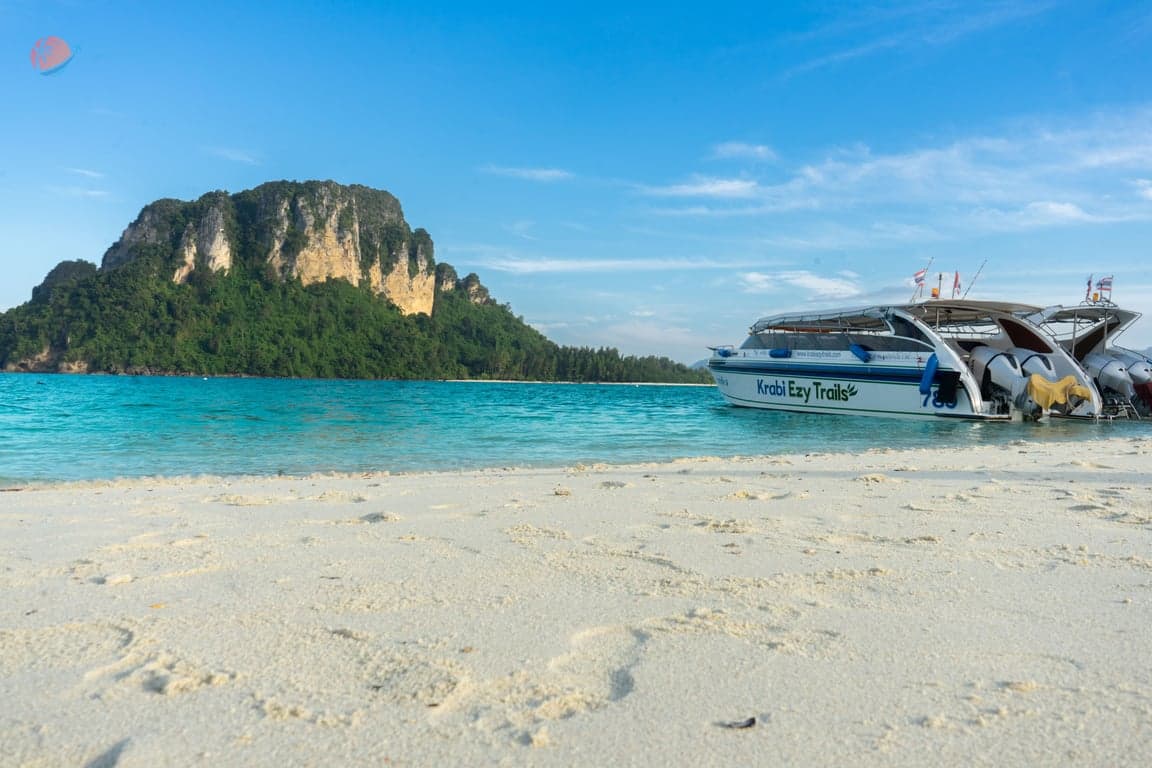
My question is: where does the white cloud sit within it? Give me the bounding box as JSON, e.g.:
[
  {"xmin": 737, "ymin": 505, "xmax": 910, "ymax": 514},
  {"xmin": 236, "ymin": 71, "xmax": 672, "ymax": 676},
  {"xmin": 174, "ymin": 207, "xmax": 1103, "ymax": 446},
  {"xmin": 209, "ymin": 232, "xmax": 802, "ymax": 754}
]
[
  {"xmin": 66, "ymin": 167, "xmax": 104, "ymax": 179},
  {"xmin": 643, "ymin": 106, "xmax": 1152, "ymax": 238},
  {"xmin": 784, "ymin": 1, "xmax": 1062, "ymax": 78},
  {"xmin": 503, "ymin": 220, "xmax": 537, "ymax": 240},
  {"xmin": 647, "ymin": 198, "xmax": 819, "ymax": 217},
  {"xmin": 205, "ymin": 146, "xmax": 259, "ymax": 165},
  {"xmin": 1021, "ymin": 201, "xmax": 1098, "ymax": 224},
  {"xmin": 784, "ymin": 36, "xmax": 899, "ymax": 78},
  {"xmin": 783, "ymin": 270, "xmax": 864, "ymax": 299},
  {"xmin": 640, "ymin": 176, "xmax": 761, "ymax": 199},
  {"xmin": 482, "ymin": 165, "xmax": 573, "ymax": 182},
  {"xmin": 969, "ymin": 201, "xmax": 1105, "ymax": 230},
  {"xmin": 477, "ymin": 254, "xmax": 762, "ymax": 274},
  {"xmin": 741, "ymin": 270, "xmax": 863, "ymax": 300},
  {"xmin": 47, "ymin": 185, "xmax": 109, "ymax": 198},
  {"xmin": 740, "ymin": 272, "xmax": 775, "ymax": 292},
  {"xmin": 712, "ymin": 141, "xmax": 776, "ymax": 161}
]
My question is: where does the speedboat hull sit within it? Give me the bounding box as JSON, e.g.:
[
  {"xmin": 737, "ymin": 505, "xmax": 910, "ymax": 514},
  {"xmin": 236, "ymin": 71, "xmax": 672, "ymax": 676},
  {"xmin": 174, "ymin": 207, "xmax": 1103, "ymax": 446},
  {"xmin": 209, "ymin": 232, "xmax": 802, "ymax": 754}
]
[{"xmin": 709, "ymin": 349, "xmax": 988, "ymax": 419}]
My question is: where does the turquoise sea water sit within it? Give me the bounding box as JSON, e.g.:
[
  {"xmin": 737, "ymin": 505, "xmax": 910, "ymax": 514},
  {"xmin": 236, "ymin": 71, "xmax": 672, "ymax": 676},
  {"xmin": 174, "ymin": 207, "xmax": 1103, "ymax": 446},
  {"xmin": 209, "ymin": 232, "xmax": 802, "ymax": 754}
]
[{"xmin": 0, "ymin": 373, "xmax": 1143, "ymax": 483}]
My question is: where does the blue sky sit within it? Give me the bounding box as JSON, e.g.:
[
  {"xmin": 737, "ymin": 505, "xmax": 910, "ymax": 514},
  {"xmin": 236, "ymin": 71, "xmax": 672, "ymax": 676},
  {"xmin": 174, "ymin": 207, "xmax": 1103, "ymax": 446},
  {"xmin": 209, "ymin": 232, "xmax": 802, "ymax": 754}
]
[{"xmin": 4, "ymin": 1, "xmax": 1152, "ymax": 363}]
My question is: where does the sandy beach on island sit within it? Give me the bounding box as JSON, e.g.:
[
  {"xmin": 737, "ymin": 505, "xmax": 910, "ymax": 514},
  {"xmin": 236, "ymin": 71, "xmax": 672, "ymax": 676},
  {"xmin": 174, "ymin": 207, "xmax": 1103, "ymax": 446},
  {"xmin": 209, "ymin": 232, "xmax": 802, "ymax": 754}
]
[{"xmin": 2, "ymin": 438, "xmax": 1151, "ymax": 767}]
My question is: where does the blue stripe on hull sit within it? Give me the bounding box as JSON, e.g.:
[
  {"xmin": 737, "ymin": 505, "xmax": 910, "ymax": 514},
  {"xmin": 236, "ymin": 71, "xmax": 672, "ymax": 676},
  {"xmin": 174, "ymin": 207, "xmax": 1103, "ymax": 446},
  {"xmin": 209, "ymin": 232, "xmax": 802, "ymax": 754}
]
[{"xmin": 709, "ymin": 361, "xmax": 925, "ymax": 384}]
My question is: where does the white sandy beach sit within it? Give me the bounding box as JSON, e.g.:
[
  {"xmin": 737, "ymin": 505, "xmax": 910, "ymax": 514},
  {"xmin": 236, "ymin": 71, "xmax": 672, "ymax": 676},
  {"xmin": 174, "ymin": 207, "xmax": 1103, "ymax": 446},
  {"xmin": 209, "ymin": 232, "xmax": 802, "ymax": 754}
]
[{"xmin": 2, "ymin": 437, "xmax": 1151, "ymax": 767}]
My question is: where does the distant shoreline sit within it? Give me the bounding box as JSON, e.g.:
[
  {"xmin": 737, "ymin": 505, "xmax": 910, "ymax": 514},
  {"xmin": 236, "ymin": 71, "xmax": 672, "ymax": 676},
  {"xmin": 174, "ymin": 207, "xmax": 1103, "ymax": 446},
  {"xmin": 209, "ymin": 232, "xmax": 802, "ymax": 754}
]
[
  {"xmin": 441, "ymin": 379, "xmax": 715, "ymax": 387},
  {"xmin": 0, "ymin": 370, "xmax": 713, "ymax": 386}
]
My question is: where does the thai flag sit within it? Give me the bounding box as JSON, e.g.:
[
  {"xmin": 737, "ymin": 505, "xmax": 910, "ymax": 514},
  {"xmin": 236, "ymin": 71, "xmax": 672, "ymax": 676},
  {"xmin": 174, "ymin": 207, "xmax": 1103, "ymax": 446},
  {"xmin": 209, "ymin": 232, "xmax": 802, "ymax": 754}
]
[
  {"xmin": 913, "ymin": 268, "xmax": 926, "ymax": 285},
  {"xmin": 1097, "ymin": 275, "xmax": 1113, "ymax": 292},
  {"xmin": 952, "ymin": 271, "xmax": 961, "ymax": 298}
]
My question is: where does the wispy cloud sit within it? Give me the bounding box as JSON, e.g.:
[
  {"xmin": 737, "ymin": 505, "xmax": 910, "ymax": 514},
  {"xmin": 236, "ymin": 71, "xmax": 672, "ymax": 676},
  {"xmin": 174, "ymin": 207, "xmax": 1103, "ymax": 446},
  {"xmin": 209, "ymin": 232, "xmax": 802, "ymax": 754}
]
[
  {"xmin": 647, "ymin": 106, "xmax": 1152, "ymax": 238},
  {"xmin": 646, "ymin": 198, "xmax": 819, "ymax": 217},
  {"xmin": 784, "ymin": 1, "xmax": 1062, "ymax": 78},
  {"xmin": 741, "ymin": 270, "xmax": 863, "ymax": 299},
  {"xmin": 473, "ymin": 253, "xmax": 763, "ymax": 274},
  {"xmin": 65, "ymin": 167, "xmax": 104, "ymax": 179},
  {"xmin": 482, "ymin": 164, "xmax": 573, "ymax": 182},
  {"xmin": 785, "ymin": 36, "xmax": 899, "ymax": 78},
  {"xmin": 968, "ymin": 200, "xmax": 1106, "ymax": 230},
  {"xmin": 712, "ymin": 141, "xmax": 776, "ymax": 161},
  {"xmin": 756, "ymin": 221, "xmax": 946, "ymax": 251},
  {"xmin": 920, "ymin": 1, "xmax": 1062, "ymax": 45},
  {"xmin": 47, "ymin": 185, "xmax": 109, "ymax": 198},
  {"xmin": 205, "ymin": 146, "xmax": 259, "ymax": 165},
  {"xmin": 503, "ymin": 220, "xmax": 538, "ymax": 240},
  {"xmin": 640, "ymin": 175, "xmax": 761, "ymax": 199}
]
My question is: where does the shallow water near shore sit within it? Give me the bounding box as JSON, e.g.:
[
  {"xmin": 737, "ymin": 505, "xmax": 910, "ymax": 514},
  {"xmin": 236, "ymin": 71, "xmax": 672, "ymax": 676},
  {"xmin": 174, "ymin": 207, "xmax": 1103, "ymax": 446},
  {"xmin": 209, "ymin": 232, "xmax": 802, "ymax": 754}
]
[{"xmin": 0, "ymin": 373, "xmax": 1143, "ymax": 482}]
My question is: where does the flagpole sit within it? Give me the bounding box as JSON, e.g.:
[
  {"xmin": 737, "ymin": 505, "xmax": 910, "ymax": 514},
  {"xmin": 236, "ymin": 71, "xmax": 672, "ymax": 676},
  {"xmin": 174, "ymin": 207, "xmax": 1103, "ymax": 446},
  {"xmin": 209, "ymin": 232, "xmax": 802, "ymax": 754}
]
[
  {"xmin": 910, "ymin": 257, "xmax": 933, "ymax": 302},
  {"xmin": 961, "ymin": 259, "xmax": 987, "ymax": 299}
]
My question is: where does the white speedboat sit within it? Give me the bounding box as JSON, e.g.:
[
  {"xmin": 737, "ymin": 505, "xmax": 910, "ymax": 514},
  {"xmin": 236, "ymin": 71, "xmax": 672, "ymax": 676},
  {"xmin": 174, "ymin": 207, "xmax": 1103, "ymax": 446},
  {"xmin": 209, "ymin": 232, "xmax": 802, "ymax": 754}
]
[
  {"xmin": 708, "ymin": 300, "xmax": 1101, "ymax": 420},
  {"xmin": 1024, "ymin": 301, "xmax": 1152, "ymax": 417}
]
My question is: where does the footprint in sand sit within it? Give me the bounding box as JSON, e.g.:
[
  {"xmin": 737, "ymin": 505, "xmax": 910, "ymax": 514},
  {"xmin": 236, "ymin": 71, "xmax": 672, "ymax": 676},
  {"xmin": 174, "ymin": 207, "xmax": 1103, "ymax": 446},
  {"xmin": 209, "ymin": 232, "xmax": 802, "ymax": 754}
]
[
  {"xmin": 1066, "ymin": 460, "xmax": 1113, "ymax": 470},
  {"xmin": 426, "ymin": 624, "xmax": 647, "ymax": 744},
  {"xmin": 249, "ymin": 625, "xmax": 467, "ymax": 726},
  {"xmin": 0, "ymin": 621, "xmax": 136, "ymax": 680},
  {"xmin": 542, "ymin": 625, "xmax": 646, "ymax": 710}
]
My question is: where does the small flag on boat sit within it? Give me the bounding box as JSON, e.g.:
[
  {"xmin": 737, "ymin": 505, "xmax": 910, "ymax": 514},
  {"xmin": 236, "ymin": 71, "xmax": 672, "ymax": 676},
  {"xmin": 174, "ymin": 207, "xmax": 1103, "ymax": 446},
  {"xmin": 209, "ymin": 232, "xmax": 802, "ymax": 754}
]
[
  {"xmin": 952, "ymin": 271, "xmax": 961, "ymax": 298},
  {"xmin": 1096, "ymin": 275, "xmax": 1113, "ymax": 293},
  {"xmin": 913, "ymin": 268, "xmax": 927, "ymax": 285}
]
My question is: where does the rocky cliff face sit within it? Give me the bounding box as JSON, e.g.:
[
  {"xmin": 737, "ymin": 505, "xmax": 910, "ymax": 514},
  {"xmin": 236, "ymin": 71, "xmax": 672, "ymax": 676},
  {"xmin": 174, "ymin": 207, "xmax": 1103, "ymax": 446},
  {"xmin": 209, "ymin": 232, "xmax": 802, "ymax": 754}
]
[
  {"xmin": 100, "ymin": 181, "xmax": 454, "ymax": 316},
  {"xmin": 173, "ymin": 198, "xmax": 233, "ymax": 283}
]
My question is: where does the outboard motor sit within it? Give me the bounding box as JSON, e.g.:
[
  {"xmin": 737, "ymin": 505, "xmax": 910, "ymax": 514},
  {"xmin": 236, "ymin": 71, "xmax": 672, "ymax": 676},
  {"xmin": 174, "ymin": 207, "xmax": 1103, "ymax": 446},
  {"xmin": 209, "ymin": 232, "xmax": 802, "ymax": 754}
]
[
  {"xmin": 1111, "ymin": 349, "xmax": 1152, "ymax": 386},
  {"xmin": 1084, "ymin": 351, "xmax": 1136, "ymax": 399},
  {"xmin": 970, "ymin": 346, "xmax": 1032, "ymax": 415},
  {"xmin": 969, "ymin": 346, "xmax": 1025, "ymax": 392},
  {"xmin": 1008, "ymin": 348, "xmax": 1058, "ymax": 380},
  {"xmin": 1112, "ymin": 351, "xmax": 1152, "ymax": 414}
]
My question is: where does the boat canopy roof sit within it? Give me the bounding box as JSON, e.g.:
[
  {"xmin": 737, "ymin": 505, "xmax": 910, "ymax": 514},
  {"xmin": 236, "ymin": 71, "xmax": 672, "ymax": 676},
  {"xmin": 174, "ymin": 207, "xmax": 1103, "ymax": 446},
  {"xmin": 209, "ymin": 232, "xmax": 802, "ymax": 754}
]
[
  {"xmin": 1023, "ymin": 301, "xmax": 1142, "ymax": 351},
  {"xmin": 749, "ymin": 299, "xmax": 1043, "ymax": 335},
  {"xmin": 1025, "ymin": 302, "xmax": 1142, "ymax": 328},
  {"xmin": 904, "ymin": 299, "xmax": 1044, "ymax": 321},
  {"xmin": 749, "ymin": 307, "xmax": 887, "ymax": 334}
]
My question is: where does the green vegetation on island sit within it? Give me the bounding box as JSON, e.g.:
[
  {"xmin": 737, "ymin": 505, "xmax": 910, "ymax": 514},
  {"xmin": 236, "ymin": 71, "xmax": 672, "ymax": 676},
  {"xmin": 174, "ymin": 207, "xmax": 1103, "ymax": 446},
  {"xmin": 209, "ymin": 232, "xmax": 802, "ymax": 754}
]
[
  {"xmin": 0, "ymin": 260, "xmax": 708, "ymax": 382},
  {"xmin": 0, "ymin": 180, "xmax": 710, "ymax": 384}
]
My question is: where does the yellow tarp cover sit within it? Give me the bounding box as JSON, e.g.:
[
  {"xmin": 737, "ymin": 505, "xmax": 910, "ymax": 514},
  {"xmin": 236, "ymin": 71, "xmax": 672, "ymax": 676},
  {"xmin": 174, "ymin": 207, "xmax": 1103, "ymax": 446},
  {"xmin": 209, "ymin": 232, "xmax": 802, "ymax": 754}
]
[{"xmin": 1027, "ymin": 374, "xmax": 1093, "ymax": 409}]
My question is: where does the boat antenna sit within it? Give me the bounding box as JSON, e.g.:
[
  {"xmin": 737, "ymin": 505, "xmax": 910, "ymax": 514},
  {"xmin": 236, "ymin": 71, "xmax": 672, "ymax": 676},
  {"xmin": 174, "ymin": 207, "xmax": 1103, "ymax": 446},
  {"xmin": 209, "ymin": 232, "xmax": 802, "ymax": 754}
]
[
  {"xmin": 961, "ymin": 259, "xmax": 987, "ymax": 299},
  {"xmin": 910, "ymin": 256, "xmax": 933, "ymax": 302}
]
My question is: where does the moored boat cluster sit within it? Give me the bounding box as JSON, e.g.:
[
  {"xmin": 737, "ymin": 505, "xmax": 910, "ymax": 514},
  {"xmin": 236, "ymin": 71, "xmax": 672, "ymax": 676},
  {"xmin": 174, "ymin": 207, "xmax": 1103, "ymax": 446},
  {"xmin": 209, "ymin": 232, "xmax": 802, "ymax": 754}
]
[{"xmin": 708, "ymin": 294, "xmax": 1152, "ymax": 421}]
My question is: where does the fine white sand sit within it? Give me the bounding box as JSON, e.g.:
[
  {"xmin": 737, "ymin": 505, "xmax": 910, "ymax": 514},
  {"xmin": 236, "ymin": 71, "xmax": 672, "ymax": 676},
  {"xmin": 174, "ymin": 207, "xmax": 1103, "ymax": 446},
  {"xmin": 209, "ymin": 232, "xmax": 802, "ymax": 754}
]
[{"xmin": 2, "ymin": 437, "xmax": 1151, "ymax": 767}]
